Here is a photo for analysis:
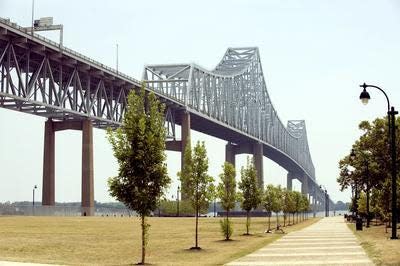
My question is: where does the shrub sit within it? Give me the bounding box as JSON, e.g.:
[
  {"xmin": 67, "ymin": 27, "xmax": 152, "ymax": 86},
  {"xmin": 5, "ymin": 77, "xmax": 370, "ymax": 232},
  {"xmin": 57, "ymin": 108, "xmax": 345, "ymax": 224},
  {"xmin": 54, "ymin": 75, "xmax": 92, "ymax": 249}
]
[{"xmin": 220, "ymin": 218, "xmax": 233, "ymax": 240}]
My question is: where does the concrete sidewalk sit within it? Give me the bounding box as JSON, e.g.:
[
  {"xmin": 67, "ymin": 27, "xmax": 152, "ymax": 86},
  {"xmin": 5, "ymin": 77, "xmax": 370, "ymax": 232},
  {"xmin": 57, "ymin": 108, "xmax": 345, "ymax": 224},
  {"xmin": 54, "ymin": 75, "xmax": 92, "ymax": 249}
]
[{"xmin": 226, "ymin": 216, "xmax": 374, "ymax": 266}]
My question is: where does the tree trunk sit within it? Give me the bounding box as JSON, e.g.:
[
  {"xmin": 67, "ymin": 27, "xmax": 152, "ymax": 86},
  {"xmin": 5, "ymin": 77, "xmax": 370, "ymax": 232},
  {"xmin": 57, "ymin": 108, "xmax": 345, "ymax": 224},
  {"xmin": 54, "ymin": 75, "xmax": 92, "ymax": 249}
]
[
  {"xmin": 246, "ymin": 210, "xmax": 250, "ymax": 235},
  {"xmin": 141, "ymin": 214, "xmax": 146, "ymax": 265},
  {"xmin": 195, "ymin": 205, "xmax": 199, "ymax": 248},
  {"xmin": 268, "ymin": 213, "xmax": 271, "ymax": 230},
  {"xmin": 226, "ymin": 209, "xmax": 230, "ymax": 240},
  {"xmin": 276, "ymin": 212, "xmax": 279, "ymax": 230},
  {"xmin": 283, "ymin": 213, "xmax": 286, "ymax": 227}
]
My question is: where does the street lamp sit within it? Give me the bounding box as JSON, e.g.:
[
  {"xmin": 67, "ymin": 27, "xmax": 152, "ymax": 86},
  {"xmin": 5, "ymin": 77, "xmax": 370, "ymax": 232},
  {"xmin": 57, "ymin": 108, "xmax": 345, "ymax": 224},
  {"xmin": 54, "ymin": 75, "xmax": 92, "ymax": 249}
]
[
  {"xmin": 359, "ymin": 83, "xmax": 398, "ymax": 239},
  {"xmin": 32, "ymin": 185, "xmax": 37, "ymax": 215},
  {"xmin": 320, "ymin": 185, "xmax": 329, "ymax": 217},
  {"xmin": 177, "ymin": 186, "xmax": 180, "ymax": 217}
]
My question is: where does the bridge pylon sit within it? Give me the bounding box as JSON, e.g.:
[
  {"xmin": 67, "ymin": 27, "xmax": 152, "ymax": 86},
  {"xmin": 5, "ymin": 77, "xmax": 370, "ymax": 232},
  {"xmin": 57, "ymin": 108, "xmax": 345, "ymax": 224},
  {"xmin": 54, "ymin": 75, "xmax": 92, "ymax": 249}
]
[
  {"xmin": 42, "ymin": 118, "xmax": 94, "ymax": 216},
  {"xmin": 225, "ymin": 141, "xmax": 264, "ymax": 190}
]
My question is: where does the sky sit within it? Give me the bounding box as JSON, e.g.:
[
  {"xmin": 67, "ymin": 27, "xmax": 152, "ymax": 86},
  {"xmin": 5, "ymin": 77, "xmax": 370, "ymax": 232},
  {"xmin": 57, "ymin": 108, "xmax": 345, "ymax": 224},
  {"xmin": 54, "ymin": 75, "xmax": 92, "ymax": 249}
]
[{"xmin": 0, "ymin": 0, "xmax": 399, "ymax": 204}]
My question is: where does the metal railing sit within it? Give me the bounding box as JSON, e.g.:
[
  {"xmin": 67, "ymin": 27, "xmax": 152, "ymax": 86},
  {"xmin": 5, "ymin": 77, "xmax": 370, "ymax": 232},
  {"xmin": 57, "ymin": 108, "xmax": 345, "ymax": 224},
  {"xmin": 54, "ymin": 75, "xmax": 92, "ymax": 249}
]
[{"xmin": 0, "ymin": 17, "xmax": 140, "ymax": 86}]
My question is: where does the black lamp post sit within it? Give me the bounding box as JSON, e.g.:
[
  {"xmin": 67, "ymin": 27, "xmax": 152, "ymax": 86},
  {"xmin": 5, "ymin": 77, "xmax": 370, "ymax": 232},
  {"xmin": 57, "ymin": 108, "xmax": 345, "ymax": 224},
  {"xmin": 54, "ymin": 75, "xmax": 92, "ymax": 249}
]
[
  {"xmin": 320, "ymin": 185, "xmax": 328, "ymax": 217},
  {"xmin": 350, "ymin": 149, "xmax": 359, "ymax": 217},
  {"xmin": 177, "ymin": 186, "xmax": 180, "ymax": 217},
  {"xmin": 359, "ymin": 83, "xmax": 398, "ymax": 239},
  {"xmin": 32, "ymin": 185, "xmax": 37, "ymax": 215},
  {"xmin": 365, "ymin": 160, "xmax": 370, "ymax": 228}
]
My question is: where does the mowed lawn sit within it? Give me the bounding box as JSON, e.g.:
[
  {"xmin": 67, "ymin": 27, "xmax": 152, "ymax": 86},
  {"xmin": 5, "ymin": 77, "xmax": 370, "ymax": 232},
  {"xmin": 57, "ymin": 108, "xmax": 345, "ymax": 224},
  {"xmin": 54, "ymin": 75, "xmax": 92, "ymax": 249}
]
[
  {"xmin": 0, "ymin": 216, "xmax": 319, "ymax": 265},
  {"xmin": 349, "ymin": 221, "xmax": 400, "ymax": 265}
]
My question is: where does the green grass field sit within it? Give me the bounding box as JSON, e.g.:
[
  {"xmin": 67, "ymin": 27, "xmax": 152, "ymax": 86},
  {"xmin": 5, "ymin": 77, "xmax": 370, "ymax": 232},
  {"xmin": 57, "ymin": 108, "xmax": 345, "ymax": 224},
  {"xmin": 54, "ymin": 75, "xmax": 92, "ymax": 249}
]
[
  {"xmin": 348, "ymin": 221, "xmax": 400, "ymax": 265},
  {"xmin": 0, "ymin": 215, "xmax": 319, "ymax": 265}
]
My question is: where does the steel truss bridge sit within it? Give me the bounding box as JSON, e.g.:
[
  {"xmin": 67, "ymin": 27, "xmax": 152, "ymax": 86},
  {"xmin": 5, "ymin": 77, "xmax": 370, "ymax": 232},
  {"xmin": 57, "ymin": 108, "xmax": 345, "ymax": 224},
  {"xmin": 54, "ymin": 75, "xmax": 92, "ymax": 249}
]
[{"xmin": 0, "ymin": 18, "xmax": 333, "ymax": 215}]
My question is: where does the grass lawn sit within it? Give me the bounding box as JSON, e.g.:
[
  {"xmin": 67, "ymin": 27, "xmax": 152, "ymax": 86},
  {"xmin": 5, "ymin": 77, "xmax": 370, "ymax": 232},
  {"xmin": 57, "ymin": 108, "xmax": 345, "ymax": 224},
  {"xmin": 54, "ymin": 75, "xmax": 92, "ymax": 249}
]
[
  {"xmin": 0, "ymin": 215, "xmax": 319, "ymax": 265},
  {"xmin": 348, "ymin": 221, "xmax": 400, "ymax": 265}
]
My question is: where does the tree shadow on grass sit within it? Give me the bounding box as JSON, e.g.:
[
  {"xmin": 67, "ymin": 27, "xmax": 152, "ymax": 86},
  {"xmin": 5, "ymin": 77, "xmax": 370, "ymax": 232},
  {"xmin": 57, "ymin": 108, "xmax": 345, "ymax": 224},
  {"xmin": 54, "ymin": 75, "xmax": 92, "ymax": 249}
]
[
  {"xmin": 215, "ymin": 238, "xmax": 238, "ymax": 243},
  {"xmin": 183, "ymin": 246, "xmax": 204, "ymax": 252}
]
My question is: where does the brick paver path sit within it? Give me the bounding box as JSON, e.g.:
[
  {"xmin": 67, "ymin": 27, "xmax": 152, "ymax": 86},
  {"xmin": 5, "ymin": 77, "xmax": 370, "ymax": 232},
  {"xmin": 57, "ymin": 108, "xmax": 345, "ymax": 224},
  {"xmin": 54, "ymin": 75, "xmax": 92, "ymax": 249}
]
[{"xmin": 226, "ymin": 216, "xmax": 374, "ymax": 266}]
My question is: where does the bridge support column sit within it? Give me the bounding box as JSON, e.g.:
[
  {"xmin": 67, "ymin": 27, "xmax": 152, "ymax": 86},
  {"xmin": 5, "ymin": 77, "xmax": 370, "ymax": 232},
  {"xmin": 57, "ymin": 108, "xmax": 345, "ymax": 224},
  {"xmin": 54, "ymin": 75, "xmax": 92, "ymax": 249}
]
[
  {"xmin": 253, "ymin": 142, "xmax": 263, "ymax": 190},
  {"xmin": 180, "ymin": 111, "xmax": 191, "ymax": 200},
  {"xmin": 313, "ymin": 188, "xmax": 317, "ymax": 217},
  {"xmin": 287, "ymin": 172, "xmax": 294, "ymax": 191},
  {"xmin": 82, "ymin": 120, "xmax": 94, "ymax": 216},
  {"xmin": 41, "ymin": 119, "xmax": 95, "ymax": 216},
  {"xmin": 301, "ymin": 175, "xmax": 308, "ymax": 196},
  {"xmin": 42, "ymin": 119, "xmax": 55, "ymax": 206},
  {"xmin": 225, "ymin": 142, "xmax": 236, "ymax": 167}
]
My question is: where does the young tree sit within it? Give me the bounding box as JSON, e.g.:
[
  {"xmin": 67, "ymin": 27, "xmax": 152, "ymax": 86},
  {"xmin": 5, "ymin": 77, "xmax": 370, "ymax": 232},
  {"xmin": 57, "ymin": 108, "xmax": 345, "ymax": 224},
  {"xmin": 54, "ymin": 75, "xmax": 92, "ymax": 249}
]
[
  {"xmin": 217, "ymin": 162, "xmax": 236, "ymax": 240},
  {"xmin": 283, "ymin": 188, "xmax": 295, "ymax": 226},
  {"xmin": 272, "ymin": 185, "xmax": 283, "ymax": 230},
  {"xmin": 293, "ymin": 191, "xmax": 302, "ymax": 224},
  {"xmin": 107, "ymin": 86, "xmax": 170, "ymax": 265},
  {"xmin": 179, "ymin": 141, "xmax": 214, "ymax": 249},
  {"xmin": 263, "ymin": 184, "xmax": 275, "ymax": 233},
  {"xmin": 239, "ymin": 157, "xmax": 261, "ymax": 235},
  {"xmin": 300, "ymin": 194, "xmax": 309, "ymax": 221}
]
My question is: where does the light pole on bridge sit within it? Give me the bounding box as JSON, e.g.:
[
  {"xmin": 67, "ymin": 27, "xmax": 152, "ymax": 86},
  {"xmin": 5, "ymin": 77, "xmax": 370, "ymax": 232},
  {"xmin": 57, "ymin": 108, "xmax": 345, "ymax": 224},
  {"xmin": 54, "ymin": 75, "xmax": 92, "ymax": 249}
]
[{"xmin": 358, "ymin": 83, "xmax": 398, "ymax": 239}]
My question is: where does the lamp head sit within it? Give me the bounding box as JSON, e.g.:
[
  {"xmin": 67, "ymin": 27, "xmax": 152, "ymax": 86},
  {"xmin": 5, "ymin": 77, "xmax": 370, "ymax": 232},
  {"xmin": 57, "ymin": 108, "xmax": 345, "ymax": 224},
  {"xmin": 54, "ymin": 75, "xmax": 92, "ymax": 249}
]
[{"xmin": 359, "ymin": 83, "xmax": 370, "ymax": 105}]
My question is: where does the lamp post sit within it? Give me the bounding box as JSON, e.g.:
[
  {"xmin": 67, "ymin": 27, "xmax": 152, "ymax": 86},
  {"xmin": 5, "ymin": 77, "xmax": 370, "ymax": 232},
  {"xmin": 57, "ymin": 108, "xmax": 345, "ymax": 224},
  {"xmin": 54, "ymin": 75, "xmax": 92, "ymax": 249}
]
[
  {"xmin": 350, "ymin": 149, "xmax": 359, "ymax": 218},
  {"xmin": 32, "ymin": 185, "xmax": 37, "ymax": 215},
  {"xmin": 359, "ymin": 83, "xmax": 398, "ymax": 239},
  {"xmin": 320, "ymin": 185, "xmax": 328, "ymax": 217},
  {"xmin": 177, "ymin": 186, "xmax": 180, "ymax": 217}
]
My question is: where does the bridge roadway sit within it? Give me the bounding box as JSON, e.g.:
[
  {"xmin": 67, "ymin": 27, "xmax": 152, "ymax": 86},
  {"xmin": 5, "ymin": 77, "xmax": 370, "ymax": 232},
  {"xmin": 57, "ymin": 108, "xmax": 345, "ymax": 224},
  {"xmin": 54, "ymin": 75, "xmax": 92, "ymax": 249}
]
[{"xmin": 0, "ymin": 18, "xmax": 333, "ymax": 215}]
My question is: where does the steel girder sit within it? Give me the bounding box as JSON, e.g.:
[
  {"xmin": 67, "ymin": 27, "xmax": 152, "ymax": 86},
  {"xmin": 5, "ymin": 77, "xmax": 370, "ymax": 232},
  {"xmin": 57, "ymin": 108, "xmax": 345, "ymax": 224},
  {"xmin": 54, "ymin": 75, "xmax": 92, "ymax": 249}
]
[
  {"xmin": 144, "ymin": 47, "xmax": 316, "ymax": 180},
  {"xmin": 0, "ymin": 18, "xmax": 141, "ymax": 129}
]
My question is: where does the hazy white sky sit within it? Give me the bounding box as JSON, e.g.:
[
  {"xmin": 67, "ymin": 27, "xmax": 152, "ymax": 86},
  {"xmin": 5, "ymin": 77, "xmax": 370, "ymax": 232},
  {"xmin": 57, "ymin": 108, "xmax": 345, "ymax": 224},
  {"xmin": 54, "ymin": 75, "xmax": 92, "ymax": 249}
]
[{"xmin": 0, "ymin": 0, "xmax": 399, "ymax": 204}]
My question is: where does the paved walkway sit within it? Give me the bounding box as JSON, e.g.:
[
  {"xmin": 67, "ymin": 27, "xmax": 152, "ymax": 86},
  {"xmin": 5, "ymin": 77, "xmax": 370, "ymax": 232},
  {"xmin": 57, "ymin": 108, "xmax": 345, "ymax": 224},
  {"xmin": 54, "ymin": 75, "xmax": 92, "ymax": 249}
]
[{"xmin": 226, "ymin": 216, "xmax": 374, "ymax": 266}]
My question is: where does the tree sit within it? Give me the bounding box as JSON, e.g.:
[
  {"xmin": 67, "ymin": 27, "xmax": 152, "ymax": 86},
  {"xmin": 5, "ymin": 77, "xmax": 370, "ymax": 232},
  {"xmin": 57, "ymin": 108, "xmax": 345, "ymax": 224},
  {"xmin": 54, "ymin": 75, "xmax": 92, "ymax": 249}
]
[
  {"xmin": 263, "ymin": 184, "xmax": 275, "ymax": 233},
  {"xmin": 107, "ymin": 85, "xmax": 170, "ymax": 265},
  {"xmin": 293, "ymin": 191, "xmax": 302, "ymax": 224},
  {"xmin": 217, "ymin": 162, "xmax": 236, "ymax": 240},
  {"xmin": 238, "ymin": 157, "xmax": 261, "ymax": 235},
  {"xmin": 283, "ymin": 188, "xmax": 295, "ymax": 226},
  {"xmin": 179, "ymin": 141, "xmax": 214, "ymax": 249},
  {"xmin": 300, "ymin": 194, "xmax": 309, "ymax": 221},
  {"xmin": 357, "ymin": 192, "xmax": 367, "ymax": 216},
  {"xmin": 272, "ymin": 185, "xmax": 283, "ymax": 230},
  {"xmin": 337, "ymin": 116, "xmax": 400, "ymax": 222}
]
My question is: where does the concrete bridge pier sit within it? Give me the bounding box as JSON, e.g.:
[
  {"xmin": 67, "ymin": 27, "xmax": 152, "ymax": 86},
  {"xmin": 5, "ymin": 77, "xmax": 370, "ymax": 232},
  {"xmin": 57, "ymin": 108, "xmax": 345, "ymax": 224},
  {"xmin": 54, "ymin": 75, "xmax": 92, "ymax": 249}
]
[
  {"xmin": 165, "ymin": 111, "xmax": 191, "ymax": 199},
  {"xmin": 225, "ymin": 141, "xmax": 264, "ymax": 190},
  {"xmin": 301, "ymin": 175, "xmax": 308, "ymax": 197},
  {"xmin": 312, "ymin": 188, "xmax": 317, "ymax": 217},
  {"xmin": 286, "ymin": 172, "xmax": 294, "ymax": 191},
  {"xmin": 42, "ymin": 119, "xmax": 94, "ymax": 216},
  {"xmin": 252, "ymin": 142, "xmax": 264, "ymax": 190}
]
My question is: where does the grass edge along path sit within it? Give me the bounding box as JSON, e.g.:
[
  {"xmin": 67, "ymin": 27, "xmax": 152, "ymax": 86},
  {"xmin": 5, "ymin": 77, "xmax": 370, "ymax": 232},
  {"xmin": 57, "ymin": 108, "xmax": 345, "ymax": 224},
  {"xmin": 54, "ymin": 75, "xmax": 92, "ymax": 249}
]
[
  {"xmin": 347, "ymin": 221, "xmax": 400, "ymax": 265},
  {"xmin": 0, "ymin": 216, "xmax": 320, "ymax": 265}
]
